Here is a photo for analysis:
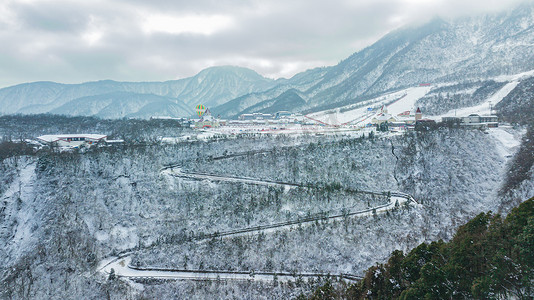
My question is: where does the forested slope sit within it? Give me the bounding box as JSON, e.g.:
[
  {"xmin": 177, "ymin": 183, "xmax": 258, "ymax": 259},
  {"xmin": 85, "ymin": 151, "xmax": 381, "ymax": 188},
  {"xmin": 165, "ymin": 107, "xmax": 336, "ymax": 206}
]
[
  {"xmin": 0, "ymin": 115, "xmax": 529, "ymax": 299},
  {"xmin": 303, "ymin": 198, "xmax": 534, "ymax": 299}
]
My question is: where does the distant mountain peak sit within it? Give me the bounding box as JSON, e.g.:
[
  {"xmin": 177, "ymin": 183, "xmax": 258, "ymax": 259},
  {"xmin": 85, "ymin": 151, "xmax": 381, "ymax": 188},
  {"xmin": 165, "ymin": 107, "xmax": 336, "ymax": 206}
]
[
  {"xmin": 1, "ymin": 6, "xmax": 534, "ymax": 120},
  {"xmin": 0, "ymin": 66, "xmax": 277, "ymax": 118}
]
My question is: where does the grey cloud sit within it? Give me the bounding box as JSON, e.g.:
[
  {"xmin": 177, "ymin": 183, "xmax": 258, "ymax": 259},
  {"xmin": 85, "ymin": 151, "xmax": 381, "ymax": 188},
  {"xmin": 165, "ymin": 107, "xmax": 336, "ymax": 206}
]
[
  {"xmin": 11, "ymin": 3, "xmax": 88, "ymax": 33},
  {"xmin": 0, "ymin": 0, "xmax": 532, "ymax": 88}
]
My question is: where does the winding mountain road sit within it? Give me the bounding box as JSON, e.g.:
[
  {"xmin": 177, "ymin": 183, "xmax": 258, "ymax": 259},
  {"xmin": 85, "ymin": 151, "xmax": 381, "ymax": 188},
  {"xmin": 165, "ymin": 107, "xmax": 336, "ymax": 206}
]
[
  {"xmin": 97, "ymin": 167, "xmax": 418, "ymax": 283},
  {"xmin": 161, "ymin": 167, "xmax": 418, "ymax": 240},
  {"xmin": 98, "ymin": 256, "xmax": 361, "ymax": 283}
]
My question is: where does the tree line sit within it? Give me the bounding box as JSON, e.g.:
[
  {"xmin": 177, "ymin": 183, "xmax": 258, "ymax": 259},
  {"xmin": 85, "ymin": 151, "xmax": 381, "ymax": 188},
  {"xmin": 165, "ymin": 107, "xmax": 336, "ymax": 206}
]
[{"xmin": 302, "ymin": 197, "xmax": 534, "ymax": 299}]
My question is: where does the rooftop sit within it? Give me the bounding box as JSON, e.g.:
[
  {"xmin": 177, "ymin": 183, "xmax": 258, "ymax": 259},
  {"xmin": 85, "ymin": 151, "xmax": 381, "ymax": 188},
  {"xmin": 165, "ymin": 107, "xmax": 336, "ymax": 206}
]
[{"xmin": 37, "ymin": 134, "xmax": 107, "ymax": 143}]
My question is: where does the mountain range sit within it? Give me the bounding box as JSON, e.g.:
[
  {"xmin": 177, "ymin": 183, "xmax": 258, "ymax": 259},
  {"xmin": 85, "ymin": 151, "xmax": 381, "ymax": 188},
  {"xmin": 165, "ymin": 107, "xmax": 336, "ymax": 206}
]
[{"xmin": 1, "ymin": 3, "xmax": 534, "ymax": 119}]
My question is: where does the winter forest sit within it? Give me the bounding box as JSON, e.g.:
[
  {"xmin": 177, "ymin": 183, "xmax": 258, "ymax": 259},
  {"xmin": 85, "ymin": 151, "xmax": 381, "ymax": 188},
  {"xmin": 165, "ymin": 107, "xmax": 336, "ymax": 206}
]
[
  {"xmin": 0, "ymin": 112, "xmax": 533, "ymax": 299},
  {"xmin": 2, "ymin": 2, "xmax": 534, "ymax": 299}
]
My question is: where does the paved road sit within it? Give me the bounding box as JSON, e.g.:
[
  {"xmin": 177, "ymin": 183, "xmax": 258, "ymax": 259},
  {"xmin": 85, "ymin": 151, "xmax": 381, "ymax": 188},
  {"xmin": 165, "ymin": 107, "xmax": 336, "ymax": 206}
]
[
  {"xmin": 96, "ymin": 167, "xmax": 418, "ymax": 283},
  {"xmin": 98, "ymin": 256, "xmax": 361, "ymax": 283},
  {"xmin": 162, "ymin": 167, "xmax": 418, "ymax": 240}
]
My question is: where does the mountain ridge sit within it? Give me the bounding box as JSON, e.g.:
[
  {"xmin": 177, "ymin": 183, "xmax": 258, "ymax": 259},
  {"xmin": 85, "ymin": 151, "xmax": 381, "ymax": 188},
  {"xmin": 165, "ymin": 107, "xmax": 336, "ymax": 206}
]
[
  {"xmin": 0, "ymin": 66, "xmax": 275, "ymax": 118},
  {"xmin": 1, "ymin": 3, "xmax": 534, "ymax": 119},
  {"xmin": 213, "ymin": 4, "xmax": 534, "ymax": 117}
]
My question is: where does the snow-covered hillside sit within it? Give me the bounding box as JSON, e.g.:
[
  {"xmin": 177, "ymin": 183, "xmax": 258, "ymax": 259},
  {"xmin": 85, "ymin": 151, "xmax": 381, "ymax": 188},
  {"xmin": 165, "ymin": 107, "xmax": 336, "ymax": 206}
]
[
  {"xmin": 2, "ymin": 4, "xmax": 534, "ymax": 120},
  {"xmin": 1, "ymin": 3, "xmax": 534, "ymax": 299},
  {"xmin": 0, "ymin": 66, "xmax": 275, "ymax": 119},
  {"xmin": 2, "ymin": 121, "xmax": 531, "ymax": 299},
  {"xmin": 213, "ymin": 3, "xmax": 534, "ymax": 118}
]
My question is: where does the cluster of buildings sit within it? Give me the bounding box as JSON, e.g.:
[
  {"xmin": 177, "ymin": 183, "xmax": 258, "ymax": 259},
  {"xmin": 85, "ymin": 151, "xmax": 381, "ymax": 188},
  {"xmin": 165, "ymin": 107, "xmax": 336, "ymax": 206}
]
[
  {"xmin": 370, "ymin": 106, "xmax": 426, "ymax": 131},
  {"xmin": 194, "ymin": 108, "xmax": 223, "ymax": 128},
  {"xmin": 232, "ymin": 111, "xmax": 309, "ymax": 125},
  {"xmin": 101, "ymin": 102, "xmax": 502, "ymax": 138},
  {"xmin": 151, "ymin": 108, "xmax": 224, "ymax": 129},
  {"xmin": 442, "ymin": 114, "xmax": 499, "ymax": 128},
  {"xmin": 370, "ymin": 106, "xmax": 500, "ymax": 131},
  {"xmin": 238, "ymin": 111, "xmax": 294, "ymax": 121}
]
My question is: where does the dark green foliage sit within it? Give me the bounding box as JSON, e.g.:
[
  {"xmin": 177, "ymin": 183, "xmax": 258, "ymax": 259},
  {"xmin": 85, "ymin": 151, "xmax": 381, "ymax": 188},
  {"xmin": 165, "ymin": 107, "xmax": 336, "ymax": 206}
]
[
  {"xmin": 376, "ymin": 123, "xmax": 389, "ymax": 132},
  {"xmin": 307, "ymin": 198, "xmax": 534, "ymax": 299},
  {"xmin": 308, "ymin": 281, "xmax": 337, "ymax": 300}
]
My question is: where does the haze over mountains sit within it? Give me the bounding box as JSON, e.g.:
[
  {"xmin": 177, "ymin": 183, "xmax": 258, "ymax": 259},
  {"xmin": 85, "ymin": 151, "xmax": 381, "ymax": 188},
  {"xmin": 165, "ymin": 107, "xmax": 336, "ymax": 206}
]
[
  {"xmin": 1, "ymin": 3, "xmax": 533, "ymax": 119},
  {"xmin": 0, "ymin": 66, "xmax": 276, "ymax": 118}
]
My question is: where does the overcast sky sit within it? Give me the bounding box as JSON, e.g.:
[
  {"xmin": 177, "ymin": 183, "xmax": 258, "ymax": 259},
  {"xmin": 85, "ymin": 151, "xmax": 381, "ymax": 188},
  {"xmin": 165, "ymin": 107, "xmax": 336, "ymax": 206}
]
[{"xmin": 0, "ymin": 0, "xmax": 530, "ymax": 88}]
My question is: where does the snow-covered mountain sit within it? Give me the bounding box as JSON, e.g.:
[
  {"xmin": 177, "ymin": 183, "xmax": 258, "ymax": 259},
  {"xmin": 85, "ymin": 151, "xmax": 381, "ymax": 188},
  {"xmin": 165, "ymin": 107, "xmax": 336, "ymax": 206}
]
[
  {"xmin": 214, "ymin": 3, "xmax": 534, "ymax": 117},
  {"xmin": 50, "ymin": 91, "xmax": 194, "ymax": 119},
  {"xmin": 0, "ymin": 66, "xmax": 275, "ymax": 118},
  {"xmin": 1, "ymin": 119, "xmax": 531, "ymax": 298},
  {"xmin": 1, "ymin": 4, "xmax": 534, "ymax": 120}
]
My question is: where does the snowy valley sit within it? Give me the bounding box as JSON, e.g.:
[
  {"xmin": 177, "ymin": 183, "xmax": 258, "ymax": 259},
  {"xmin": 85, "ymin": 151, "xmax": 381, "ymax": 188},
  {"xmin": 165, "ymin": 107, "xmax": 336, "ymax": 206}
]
[{"xmin": 1, "ymin": 3, "xmax": 534, "ymax": 300}]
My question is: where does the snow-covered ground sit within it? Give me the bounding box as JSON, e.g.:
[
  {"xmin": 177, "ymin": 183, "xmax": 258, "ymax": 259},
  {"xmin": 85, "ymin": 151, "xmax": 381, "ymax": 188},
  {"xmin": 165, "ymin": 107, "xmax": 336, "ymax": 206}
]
[
  {"xmin": 306, "ymin": 86, "xmax": 431, "ymax": 126},
  {"xmin": 0, "ymin": 159, "xmax": 38, "ymax": 262},
  {"xmin": 161, "ymin": 167, "xmax": 418, "ymax": 240},
  {"xmin": 434, "ymin": 81, "xmax": 520, "ymax": 119},
  {"xmin": 98, "ymin": 256, "xmax": 359, "ymax": 283},
  {"xmin": 487, "ymin": 126, "xmax": 525, "ymax": 158},
  {"xmin": 96, "ymin": 189, "xmax": 413, "ymax": 284},
  {"xmin": 162, "ymin": 167, "xmax": 300, "ymax": 189}
]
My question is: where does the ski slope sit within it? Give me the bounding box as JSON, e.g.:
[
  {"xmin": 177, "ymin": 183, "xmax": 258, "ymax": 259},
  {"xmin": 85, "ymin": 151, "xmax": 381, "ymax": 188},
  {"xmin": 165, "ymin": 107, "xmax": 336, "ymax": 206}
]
[
  {"xmin": 436, "ymin": 81, "xmax": 520, "ymax": 119},
  {"xmin": 307, "ymin": 86, "xmax": 431, "ymax": 126},
  {"xmin": 386, "ymin": 86, "xmax": 432, "ymax": 116}
]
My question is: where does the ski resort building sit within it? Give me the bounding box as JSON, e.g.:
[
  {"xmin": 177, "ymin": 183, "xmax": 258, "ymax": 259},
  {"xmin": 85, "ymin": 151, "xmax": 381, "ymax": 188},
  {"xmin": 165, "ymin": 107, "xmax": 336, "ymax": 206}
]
[
  {"xmin": 371, "ymin": 114, "xmax": 396, "ymax": 125},
  {"xmin": 194, "ymin": 108, "xmax": 221, "ymax": 128},
  {"xmin": 239, "ymin": 113, "xmax": 273, "ymax": 120},
  {"xmin": 37, "ymin": 134, "xmax": 107, "ymax": 147},
  {"xmin": 441, "ymin": 114, "xmax": 499, "ymax": 128},
  {"xmin": 462, "ymin": 114, "xmax": 499, "ymax": 127},
  {"xmin": 415, "ymin": 107, "xmax": 423, "ymax": 121},
  {"xmin": 275, "ymin": 111, "xmax": 292, "ymax": 119},
  {"xmin": 373, "ymin": 107, "xmax": 423, "ymax": 126}
]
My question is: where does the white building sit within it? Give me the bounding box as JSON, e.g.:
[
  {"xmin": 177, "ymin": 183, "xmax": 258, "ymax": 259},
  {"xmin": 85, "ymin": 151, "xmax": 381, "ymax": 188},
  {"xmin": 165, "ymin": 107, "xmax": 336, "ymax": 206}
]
[
  {"xmin": 37, "ymin": 134, "xmax": 107, "ymax": 147},
  {"xmin": 460, "ymin": 114, "xmax": 499, "ymax": 128}
]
